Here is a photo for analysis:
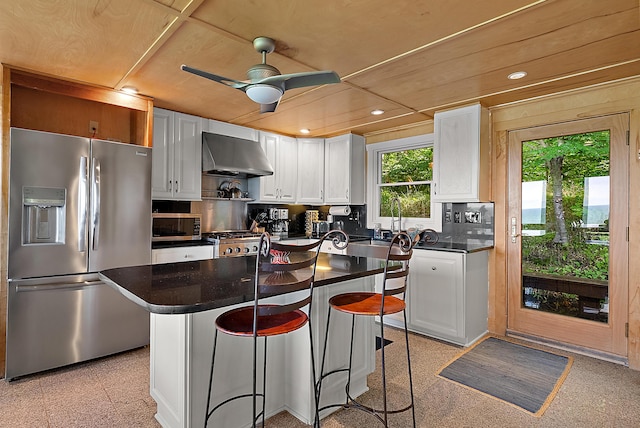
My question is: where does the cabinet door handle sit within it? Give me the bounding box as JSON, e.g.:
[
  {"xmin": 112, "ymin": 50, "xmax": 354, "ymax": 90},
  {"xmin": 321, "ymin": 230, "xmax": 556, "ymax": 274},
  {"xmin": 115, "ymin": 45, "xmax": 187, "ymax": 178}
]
[
  {"xmin": 432, "ymin": 266, "xmax": 437, "ymax": 270},
  {"xmin": 168, "ymin": 180, "xmax": 172, "ymax": 191},
  {"xmin": 175, "ymin": 180, "xmax": 179, "ymax": 192}
]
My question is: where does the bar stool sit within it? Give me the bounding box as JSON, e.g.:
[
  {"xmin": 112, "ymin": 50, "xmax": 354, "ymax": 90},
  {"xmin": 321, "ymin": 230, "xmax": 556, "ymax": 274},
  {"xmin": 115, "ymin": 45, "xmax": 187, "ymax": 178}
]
[
  {"xmin": 316, "ymin": 231, "xmax": 424, "ymax": 427},
  {"xmin": 204, "ymin": 230, "xmax": 348, "ymax": 428}
]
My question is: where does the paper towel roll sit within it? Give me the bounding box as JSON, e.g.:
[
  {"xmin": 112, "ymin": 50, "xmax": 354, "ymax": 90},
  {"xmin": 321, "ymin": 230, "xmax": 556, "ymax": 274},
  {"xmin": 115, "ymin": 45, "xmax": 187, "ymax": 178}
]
[{"xmin": 329, "ymin": 206, "xmax": 351, "ymax": 216}]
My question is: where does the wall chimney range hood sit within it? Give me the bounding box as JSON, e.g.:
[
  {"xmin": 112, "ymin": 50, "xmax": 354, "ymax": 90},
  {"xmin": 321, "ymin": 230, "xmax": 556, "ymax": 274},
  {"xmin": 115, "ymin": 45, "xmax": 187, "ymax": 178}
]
[{"xmin": 202, "ymin": 132, "xmax": 274, "ymax": 177}]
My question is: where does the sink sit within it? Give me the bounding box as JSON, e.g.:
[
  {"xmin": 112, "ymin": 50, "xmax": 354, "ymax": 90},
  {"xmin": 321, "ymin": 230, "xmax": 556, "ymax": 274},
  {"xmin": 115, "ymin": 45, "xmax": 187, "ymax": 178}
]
[{"xmin": 344, "ymin": 240, "xmax": 392, "ymax": 259}]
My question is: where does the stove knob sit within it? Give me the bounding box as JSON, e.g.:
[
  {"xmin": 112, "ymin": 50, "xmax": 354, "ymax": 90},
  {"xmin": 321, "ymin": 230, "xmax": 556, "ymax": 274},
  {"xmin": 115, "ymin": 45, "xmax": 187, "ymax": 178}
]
[
  {"xmin": 252, "ymin": 245, "xmax": 259, "ymax": 252},
  {"xmin": 225, "ymin": 248, "xmax": 233, "ymax": 255},
  {"xmin": 235, "ymin": 247, "xmax": 242, "ymax": 253},
  {"xmin": 244, "ymin": 247, "xmax": 250, "ymax": 254}
]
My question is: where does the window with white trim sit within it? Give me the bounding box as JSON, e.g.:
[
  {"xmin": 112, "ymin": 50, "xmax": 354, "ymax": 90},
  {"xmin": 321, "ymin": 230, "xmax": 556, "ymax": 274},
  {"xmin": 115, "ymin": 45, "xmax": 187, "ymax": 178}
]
[{"xmin": 367, "ymin": 134, "xmax": 441, "ymax": 231}]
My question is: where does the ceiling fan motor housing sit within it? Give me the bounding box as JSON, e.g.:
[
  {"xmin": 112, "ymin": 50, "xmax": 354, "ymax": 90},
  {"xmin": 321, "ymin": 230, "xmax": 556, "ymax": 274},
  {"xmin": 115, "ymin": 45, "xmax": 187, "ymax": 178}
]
[{"xmin": 247, "ymin": 63, "xmax": 281, "ymax": 81}]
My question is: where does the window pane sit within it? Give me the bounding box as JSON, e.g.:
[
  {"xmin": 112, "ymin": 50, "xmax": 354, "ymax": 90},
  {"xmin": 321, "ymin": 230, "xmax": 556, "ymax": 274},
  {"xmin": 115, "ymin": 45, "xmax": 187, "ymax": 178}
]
[
  {"xmin": 379, "ymin": 184, "xmax": 431, "ymax": 218},
  {"xmin": 521, "ymin": 131, "xmax": 610, "ymax": 323},
  {"xmin": 381, "ymin": 147, "xmax": 433, "ymax": 183}
]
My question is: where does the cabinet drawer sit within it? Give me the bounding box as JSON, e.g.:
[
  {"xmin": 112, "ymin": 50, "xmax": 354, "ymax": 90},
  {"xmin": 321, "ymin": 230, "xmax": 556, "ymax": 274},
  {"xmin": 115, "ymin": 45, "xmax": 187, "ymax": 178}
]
[{"xmin": 152, "ymin": 246, "xmax": 213, "ymax": 264}]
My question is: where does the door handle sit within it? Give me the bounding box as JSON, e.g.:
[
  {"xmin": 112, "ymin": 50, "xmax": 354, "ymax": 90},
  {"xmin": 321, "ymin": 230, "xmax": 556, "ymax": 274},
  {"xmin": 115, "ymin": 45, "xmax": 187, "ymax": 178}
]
[
  {"xmin": 92, "ymin": 158, "xmax": 101, "ymax": 250},
  {"xmin": 78, "ymin": 156, "xmax": 88, "ymax": 252},
  {"xmin": 511, "ymin": 217, "xmax": 521, "ymax": 243}
]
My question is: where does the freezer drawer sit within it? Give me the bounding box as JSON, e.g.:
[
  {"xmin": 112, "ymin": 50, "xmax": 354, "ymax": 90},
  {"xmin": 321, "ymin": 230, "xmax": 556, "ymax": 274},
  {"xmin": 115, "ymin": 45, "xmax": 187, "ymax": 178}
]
[{"xmin": 5, "ymin": 274, "xmax": 150, "ymax": 380}]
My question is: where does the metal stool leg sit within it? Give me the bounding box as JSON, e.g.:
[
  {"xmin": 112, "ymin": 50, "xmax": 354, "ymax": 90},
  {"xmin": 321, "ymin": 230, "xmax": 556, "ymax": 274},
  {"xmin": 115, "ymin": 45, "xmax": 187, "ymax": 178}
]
[
  {"xmin": 379, "ymin": 321, "xmax": 388, "ymax": 426},
  {"xmin": 204, "ymin": 329, "xmax": 219, "ymax": 427},
  {"xmin": 403, "ymin": 310, "xmax": 416, "ymax": 428},
  {"xmin": 316, "ymin": 304, "xmax": 333, "ymax": 419},
  {"xmin": 345, "ymin": 314, "xmax": 356, "ymax": 403},
  {"xmin": 308, "ymin": 319, "xmax": 320, "ymax": 428},
  {"xmin": 261, "ymin": 337, "xmax": 268, "ymax": 427}
]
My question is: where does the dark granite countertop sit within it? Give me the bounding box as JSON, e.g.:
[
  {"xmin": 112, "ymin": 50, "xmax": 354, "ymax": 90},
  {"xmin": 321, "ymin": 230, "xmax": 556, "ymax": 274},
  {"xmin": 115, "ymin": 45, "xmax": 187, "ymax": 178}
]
[
  {"xmin": 368, "ymin": 238, "xmax": 493, "ymax": 254},
  {"xmin": 412, "ymin": 241, "xmax": 494, "ymax": 253},
  {"xmin": 99, "ymin": 253, "xmax": 390, "ymax": 315}
]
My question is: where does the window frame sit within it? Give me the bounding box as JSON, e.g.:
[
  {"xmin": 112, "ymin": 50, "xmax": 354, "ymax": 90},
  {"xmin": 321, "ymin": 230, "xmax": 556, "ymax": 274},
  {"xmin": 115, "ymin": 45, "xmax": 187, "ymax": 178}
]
[{"xmin": 366, "ymin": 134, "xmax": 441, "ymax": 231}]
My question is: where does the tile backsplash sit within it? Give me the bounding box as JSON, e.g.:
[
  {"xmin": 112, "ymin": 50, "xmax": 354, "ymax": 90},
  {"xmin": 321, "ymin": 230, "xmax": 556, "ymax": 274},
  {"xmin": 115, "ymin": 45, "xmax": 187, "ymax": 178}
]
[{"xmin": 441, "ymin": 202, "xmax": 494, "ymax": 246}]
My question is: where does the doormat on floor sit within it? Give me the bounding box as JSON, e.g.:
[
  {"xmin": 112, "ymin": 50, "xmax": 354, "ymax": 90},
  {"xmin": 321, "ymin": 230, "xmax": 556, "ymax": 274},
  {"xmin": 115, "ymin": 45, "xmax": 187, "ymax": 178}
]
[
  {"xmin": 376, "ymin": 336, "xmax": 393, "ymax": 350},
  {"xmin": 436, "ymin": 336, "xmax": 573, "ymax": 416}
]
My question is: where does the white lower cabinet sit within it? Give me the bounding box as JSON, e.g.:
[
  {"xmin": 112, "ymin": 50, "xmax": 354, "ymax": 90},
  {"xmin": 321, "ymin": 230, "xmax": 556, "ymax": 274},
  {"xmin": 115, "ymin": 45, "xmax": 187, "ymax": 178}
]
[
  {"xmin": 376, "ymin": 249, "xmax": 489, "ymax": 347},
  {"xmin": 407, "ymin": 250, "xmax": 488, "ymax": 346},
  {"xmin": 151, "ymin": 246, "xmax": 213, "ymax": 264}
]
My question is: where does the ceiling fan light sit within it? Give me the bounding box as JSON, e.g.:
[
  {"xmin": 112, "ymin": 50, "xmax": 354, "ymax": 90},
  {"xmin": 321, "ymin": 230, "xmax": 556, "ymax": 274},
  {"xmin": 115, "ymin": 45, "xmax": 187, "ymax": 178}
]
[{"xmin": 246, "ymin": 84, "xmax": 283, "ymax": 104}]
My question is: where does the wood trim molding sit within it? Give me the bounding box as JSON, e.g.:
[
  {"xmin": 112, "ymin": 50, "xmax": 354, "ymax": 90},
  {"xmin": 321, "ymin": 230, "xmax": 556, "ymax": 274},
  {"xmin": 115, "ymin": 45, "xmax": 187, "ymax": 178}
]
[
  {"xmin": 5, "ymin": 66, "xmax": 154, "ymax": 147},
  {"xmin": 0, "ymin": 64, "xmax": 11, "ymax": 378},
  {"xmin": 8, "ymin": 67, "xmax": 152, "ymax": 112}
]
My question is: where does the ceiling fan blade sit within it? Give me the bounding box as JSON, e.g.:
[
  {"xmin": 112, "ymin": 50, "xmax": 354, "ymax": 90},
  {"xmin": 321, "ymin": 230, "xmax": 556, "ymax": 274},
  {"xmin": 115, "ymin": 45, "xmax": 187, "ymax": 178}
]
[
  {"xmin": 181, "ymin": 64, "xmax": 249, "ymax": 89},
  {"xmin": 259, "ymin": 71, "xmax": 341, "ymax": 91},
  {"xmin": 260, "ymin": 100, "xmax": 280, "ymax": 114}
]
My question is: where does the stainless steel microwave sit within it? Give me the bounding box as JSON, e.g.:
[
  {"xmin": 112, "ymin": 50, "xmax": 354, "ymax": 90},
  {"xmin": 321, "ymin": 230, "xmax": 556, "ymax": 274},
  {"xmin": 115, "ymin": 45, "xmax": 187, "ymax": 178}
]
[{"xmin": 152, "ymin": 213, "xmax": 201, "ymax": 242}]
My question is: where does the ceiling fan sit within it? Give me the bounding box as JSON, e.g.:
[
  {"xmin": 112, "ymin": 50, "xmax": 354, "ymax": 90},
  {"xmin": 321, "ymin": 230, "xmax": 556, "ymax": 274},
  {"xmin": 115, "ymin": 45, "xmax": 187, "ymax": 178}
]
[{"xmin": 181, "ymin": 37, "xmax": 341, "ymax": 113}]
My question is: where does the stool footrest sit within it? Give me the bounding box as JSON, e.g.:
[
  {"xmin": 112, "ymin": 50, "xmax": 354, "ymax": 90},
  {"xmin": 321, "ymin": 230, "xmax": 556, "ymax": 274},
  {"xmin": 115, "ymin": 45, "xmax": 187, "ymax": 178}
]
[
  {"xmin": 345, "ymin": 391, "xmax": 414, "ymax": 416},
  {"xmin": 207, "ymin": 393, "xmax": 265, "ymax": 420}
]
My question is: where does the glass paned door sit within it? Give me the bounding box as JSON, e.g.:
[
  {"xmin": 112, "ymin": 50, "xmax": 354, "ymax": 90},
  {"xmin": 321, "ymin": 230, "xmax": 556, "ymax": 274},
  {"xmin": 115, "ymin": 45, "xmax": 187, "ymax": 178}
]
[
  {"xmin": 507, "ymin": 114, "xmax": 628, "ymax": 357},
  {"xmin": 521, "ymin": 131, "xmax": 610, "ymax": 322}
]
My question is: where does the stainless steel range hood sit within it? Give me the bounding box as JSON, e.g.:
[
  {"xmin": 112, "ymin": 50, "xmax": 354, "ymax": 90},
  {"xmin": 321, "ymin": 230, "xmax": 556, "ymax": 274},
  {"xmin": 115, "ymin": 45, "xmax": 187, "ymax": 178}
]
[{"xmin": 202, "ymin": 132, "xmax": 274, "ymax": 177}]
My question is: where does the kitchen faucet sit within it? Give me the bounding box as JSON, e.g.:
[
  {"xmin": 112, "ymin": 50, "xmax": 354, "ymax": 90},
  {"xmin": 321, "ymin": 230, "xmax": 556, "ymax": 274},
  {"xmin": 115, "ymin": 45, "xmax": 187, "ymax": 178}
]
[{"xmin": 390, "ymin": 196, "xmax": 402, "ymax": 233}]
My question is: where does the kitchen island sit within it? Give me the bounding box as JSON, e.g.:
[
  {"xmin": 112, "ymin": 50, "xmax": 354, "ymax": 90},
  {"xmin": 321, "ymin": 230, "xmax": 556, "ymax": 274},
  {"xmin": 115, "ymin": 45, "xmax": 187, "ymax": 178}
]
[{"xmin": 100, "ymin": 252, "xmax": 394, "ymax": 428}]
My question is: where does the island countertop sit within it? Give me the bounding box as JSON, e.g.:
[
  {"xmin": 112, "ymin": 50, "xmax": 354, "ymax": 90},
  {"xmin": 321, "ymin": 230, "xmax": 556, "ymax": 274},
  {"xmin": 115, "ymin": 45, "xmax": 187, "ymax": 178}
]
[{"xmin": 99, "ymin": 253, "xmax": 389, "ymax": 315}]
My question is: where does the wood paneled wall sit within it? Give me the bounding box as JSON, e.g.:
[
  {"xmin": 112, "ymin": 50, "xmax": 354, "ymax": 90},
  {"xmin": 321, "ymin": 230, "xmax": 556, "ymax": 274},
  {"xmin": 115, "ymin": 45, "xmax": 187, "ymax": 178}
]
[
  {"xmin": 365, "ymin": 77, "xmax": 640, "ymax": 369},
  {"xmin": 0, "ymin": 64, "xmax": 8, "ymax": 377}
]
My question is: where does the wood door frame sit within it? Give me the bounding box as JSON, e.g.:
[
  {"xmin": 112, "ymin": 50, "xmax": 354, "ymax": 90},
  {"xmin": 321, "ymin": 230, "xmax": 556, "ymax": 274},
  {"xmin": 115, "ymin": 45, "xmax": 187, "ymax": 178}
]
[{"xmin": 507, "ymin": 113, "xmax": 629, "ymax": 357}]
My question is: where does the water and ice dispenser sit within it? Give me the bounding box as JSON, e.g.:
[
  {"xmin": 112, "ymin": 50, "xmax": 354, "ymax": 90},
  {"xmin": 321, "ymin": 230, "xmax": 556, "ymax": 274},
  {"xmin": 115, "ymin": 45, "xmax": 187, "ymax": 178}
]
[{"xmin": 22, "ymin": 186, "xmax": 66, "ymax": 245}]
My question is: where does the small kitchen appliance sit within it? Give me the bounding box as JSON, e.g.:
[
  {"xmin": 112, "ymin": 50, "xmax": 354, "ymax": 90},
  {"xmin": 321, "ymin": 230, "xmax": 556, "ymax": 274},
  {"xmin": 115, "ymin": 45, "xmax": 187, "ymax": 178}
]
[
  {"xmin": 312, "ymin": 220, "xmax": 331, "ymax": 238},
  {"xmin": 152, "ymin": 213, "xmax": 201, "ymax": 241}
]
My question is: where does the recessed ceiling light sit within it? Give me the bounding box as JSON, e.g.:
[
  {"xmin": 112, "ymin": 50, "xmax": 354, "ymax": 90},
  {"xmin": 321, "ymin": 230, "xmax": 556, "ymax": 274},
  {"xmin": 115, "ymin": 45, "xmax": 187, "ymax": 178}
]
[
  {"xmin": 299, "ymin": 128, "xmax": 310, "ymax": 134},
  {"xmin": 371, "ymin": 109, "xmax": 385, "ymax": 115},
  {"xmin": 507, "ymin": 71, "xmax": 527, "ymax": 80},
  {"xmin": 121, "ymin": 86, "xmax": 138, "ymax": 94}
]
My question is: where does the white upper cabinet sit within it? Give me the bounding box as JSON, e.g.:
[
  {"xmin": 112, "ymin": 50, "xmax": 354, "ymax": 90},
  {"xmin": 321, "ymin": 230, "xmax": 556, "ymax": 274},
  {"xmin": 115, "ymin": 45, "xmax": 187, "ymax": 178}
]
[
  {"xmin": 433, "ymin": 103, "xmax": 489, "ymax": 202},
  {"xmin": 206, "ymin": 119, "xmax": 259, "ymax": 141},
  {"xmin": 248, "ymin": 132, "xmax": 297, "ymax": 203},
  {"xmin": 152, "ymin": 108, "xmax": 202, "ymax": 200},
  {"xmin": 324, "ymin": 134, "xmax": 365, "ymax": 205},
  {"xmin": 296, "ymin": 138, "xmax": 325, "ymax": 204}
]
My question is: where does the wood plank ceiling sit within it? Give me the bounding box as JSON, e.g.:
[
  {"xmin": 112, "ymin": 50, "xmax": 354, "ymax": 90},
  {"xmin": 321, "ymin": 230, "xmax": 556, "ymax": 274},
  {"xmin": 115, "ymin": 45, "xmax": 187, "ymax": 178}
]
[{"xmin": 1, "ymin": 0, "xmax": 639, "ymax": 138}]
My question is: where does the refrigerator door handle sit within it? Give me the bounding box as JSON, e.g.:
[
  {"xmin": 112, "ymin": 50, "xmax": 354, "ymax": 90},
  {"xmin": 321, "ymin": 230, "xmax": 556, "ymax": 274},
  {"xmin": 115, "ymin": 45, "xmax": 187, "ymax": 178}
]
[
  {"xmin": 92, "ymin": 157, "xmax": 101, "ymax": 250},
  {"xmin": 15, "ymin": 280, "xmax": 103, "ymax": 293},
  {"xmin": 78, "ymin": 156, "xmax": 88, "ymax": 252}
]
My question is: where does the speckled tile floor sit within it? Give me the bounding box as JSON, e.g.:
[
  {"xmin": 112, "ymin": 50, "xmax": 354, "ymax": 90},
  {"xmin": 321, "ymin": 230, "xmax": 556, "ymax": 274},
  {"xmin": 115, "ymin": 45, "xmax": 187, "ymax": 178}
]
[
  {"xmin": 0, "ymin": 347, "xmax": 158, "ymax": 428},
  {"xmin": 2, "ymin": 329, "xmax": 640, "ymax": 427}
]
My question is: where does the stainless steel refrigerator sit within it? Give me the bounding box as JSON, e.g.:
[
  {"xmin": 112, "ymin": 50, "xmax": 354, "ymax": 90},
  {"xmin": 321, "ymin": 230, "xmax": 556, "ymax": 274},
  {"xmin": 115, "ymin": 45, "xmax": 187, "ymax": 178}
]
[{"xmin": 6, "ymin": 127, "xmax": 152, "ymax": 380}]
